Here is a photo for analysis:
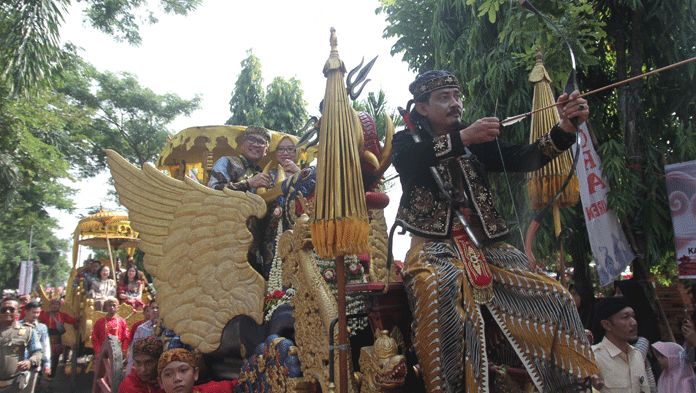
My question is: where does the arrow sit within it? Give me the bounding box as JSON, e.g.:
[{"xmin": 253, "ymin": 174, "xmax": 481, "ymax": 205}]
[{"xmin": 501, "ymin": 55, "xmax": 696, "ymax": 127}]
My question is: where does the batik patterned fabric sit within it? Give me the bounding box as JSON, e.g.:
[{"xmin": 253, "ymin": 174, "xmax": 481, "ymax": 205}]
[
  {"xmin": 207, "ymin": 155, "xmax": 262, "ymax": 192},
  {"xmin": 157, "ymin": 348, "xmax": 196, "ymax": 377},
  {"xmin": 403, "ymin": 241, "xmax": 599, "ymax": 393}
]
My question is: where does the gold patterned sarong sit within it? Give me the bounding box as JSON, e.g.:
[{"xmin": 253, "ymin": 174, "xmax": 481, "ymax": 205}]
[{"xmin": 402, "ymin": 241, "xmax": 599, "ymax": 393}]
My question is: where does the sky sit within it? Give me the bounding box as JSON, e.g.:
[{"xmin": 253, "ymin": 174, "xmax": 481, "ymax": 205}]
[{"xmin": 51, "ymin": 0, "xmax": 418, "ymax": 263}]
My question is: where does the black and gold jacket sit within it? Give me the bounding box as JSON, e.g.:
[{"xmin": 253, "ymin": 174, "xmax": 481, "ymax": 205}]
[{"xmin": 392, "ymin": 121, "xmax": 576, "ymax": 241}]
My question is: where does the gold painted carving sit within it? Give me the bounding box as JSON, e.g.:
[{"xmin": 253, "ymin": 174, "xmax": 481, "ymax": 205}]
[
  {"xmin": 355, "ymin": 330, "xmax": 406, "ymax": 393},
  {"xmin": 106, "ymin": 149, "xmax": 267, "ymax": 353},
  {"xmin": 279, "ymin": 213, "xmax": 358, "ymax": 393},
  {"xmin": 366, "ymin": 209, "xmax": 396, "ymax": 283}
]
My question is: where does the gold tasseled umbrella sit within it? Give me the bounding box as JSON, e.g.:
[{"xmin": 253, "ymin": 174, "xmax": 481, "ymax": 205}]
[
  {"xmin": 310, "ymin": 28, "xmax": 370, "ymax": 393},
  {"xmin": 311, "ymin": 28, "xmax": 370, "ymax": 259},
  {"xmin": 526, "ymin": 47, "xmax": 579, "ymax": 279}
]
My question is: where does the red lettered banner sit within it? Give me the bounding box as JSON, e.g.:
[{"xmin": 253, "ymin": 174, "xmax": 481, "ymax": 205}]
[{"xmin": 577, "ymin": 124, "xmax": 635, "ymax": 286}]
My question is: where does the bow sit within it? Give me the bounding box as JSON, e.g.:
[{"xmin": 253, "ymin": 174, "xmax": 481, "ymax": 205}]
[{"xmin": 517, "ymin": 0, "xmax": 582, "ymax": 269}]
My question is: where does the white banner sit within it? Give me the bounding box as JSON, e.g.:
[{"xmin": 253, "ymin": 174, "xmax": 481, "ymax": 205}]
[
  {"xmin": 665, "ymin": 160, "xmax": 696, "ymax": 279},
  {"xmin": 576, "ymin": 124, "xmax": 635, "ymax": 286},
  {"xmin": 18, "ymin": 260, "xmax": 33, "ymax": 295}
]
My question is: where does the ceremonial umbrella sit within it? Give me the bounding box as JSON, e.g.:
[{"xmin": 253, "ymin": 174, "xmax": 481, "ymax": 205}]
[
  {"xmin": 310, "ymin": 28, "xmax": 370, "ymax": 392},
  {"xmin": 526, "ymin": 48, "xmax": 580, "ymax": 282},
  {"xmin": 73, "ymin": 208, "xmax": 137, "ymax": 278}
]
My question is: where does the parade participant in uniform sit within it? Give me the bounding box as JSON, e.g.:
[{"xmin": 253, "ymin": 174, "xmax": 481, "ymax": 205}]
[
  {"xmin": 119, "ymin": 337, "xmax": 165, "ymax": 393},
  {"xmin": 391, "ymin": 70, "xmax": 598, "ymax": 392},
  {"xmin": 38, "ymin": 298, "xmax": 79, "ymax": 381},
  {"xmin": 157, "ymin": 349, "xmax": 236, "ymax": 393},
  {"xmin": 592, "ymin": 296, "xmax": 650, "ymax": 392},
  {"xmin": 91, "ymin": 298, "xmax": 129, "ymax": 358},
  {"xmin": 207, "ymin": 127, "xmax": 272, "ymax": 192},
  {"xmin": 0, "ymin": 297, "xmax": 42, "ymax": 393},
  {"xmin": 20, "ymin": 301, "xmax": 50, "ymax": 392}
]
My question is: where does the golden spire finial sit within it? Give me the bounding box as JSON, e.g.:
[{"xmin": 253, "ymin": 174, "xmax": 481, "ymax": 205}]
[
  {"xmin": 330, "ymin": 27, "xmax": 337, "ymax": 50},
  {"xmin": 528, "ymin": 46, "xmax": 552, "ymax": 84},
  {"xmin": 324, "ymin": 27, "xmax": 346, "ymax": 76}
]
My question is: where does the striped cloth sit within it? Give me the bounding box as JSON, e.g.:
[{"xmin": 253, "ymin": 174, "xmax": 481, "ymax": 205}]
[{"xmin": 403, "ymin": 241, "xmax": 599, "ymax": 393}]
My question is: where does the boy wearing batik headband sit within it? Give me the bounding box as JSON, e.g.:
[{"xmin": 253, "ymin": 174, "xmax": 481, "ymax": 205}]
[
  {"xmin": 208, "ymin": 126, "xmax": 273, "ymax": 192},
  {"xmin": 157, "ymin": 348, "xmax": 236, "ymax": 393},
  {"xmin": 391, "ymin": 69, "xmax": 597, "ymax": 392},
  {"xmin": 119, "ymin": 337, "xmax": 164, "ymax": 393}
]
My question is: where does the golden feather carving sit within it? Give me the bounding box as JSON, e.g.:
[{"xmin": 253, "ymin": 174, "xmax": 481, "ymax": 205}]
[{"xmin": 106, "ymin": 149, "xmax": 267, "ymax": 353}]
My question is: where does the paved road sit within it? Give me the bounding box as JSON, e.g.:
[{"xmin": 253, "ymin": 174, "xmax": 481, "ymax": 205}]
[{"xmin": 39, "ymin": 364, "xmax": 94, "ymax": 393}]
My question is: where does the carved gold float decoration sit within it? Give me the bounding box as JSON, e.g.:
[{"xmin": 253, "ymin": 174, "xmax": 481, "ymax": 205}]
[
  {"xmin": 107, "ymin": 149, "xmax": 267, "ymax": 353},
  {"xmin": 355, "ymin": 330, "xmax": 406, "ymax": 393},
  {"xmin": 106, "ymin": 28, "xmax": 397, "ymax": 393}
]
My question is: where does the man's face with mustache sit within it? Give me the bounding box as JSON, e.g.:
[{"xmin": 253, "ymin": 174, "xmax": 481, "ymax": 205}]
[
  {"xmin": 604, "ymin": 306, "xmax": 638, "ymax": 343},
  {"xmin": 415, "ymin": 87, "xmax": 464, "ymax": 135}
]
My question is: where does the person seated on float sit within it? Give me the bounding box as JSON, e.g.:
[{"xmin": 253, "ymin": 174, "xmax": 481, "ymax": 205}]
[
  {"xmin": 126, "ymin": 258, "xmax": 149, "ymax": 284},
  {"xmin": 114, "ymin": 257, "xmax": 126, "ymax": 281},
  {"xmin": 268, "ymin": 136, "xmax": 301, "ymax": 188},
  {"xmin": 73, "ymin": 259, "xmax": 101, "ymax": 290},
  {"xmin": 118, "ymin": 265, "xmax": 144, "ymax": 311},
  {"xmin": 119, "ymin": 336, "xmax": 165, "ymax": 393},
  {"xmin": 89, "ymin": 265, "xmax": 117, "ymax": 311},
  {"xmin": 157, "ymin": 348, "xmax": 236, "ymax": 393},
  {"xmin": 207, "ymin": 127, "xmax": 272, "ymax": 193}
]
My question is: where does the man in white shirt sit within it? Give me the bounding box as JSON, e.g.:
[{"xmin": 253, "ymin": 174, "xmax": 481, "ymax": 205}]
[{"xmin": 592, "ymin": 296, "xmax": 649, "ymax": 393}]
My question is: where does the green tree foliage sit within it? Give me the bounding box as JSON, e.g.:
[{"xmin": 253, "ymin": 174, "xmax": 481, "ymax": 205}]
[
  {"xmin": 0, "ymin": 0, "xmax": 202, "ymax": 290},
  {"xmin": 226, "ymin": 49, "xmax": 309, "ymax": 134},
  {"xmin": 61, "ymin": 60, "xmax": 202, "ymax": 171},
  {"xmin": 263, "ymin": 76, "xmax": 308, "ymax": 135},
  {"xmin": 0, "ymin": 0, "xmax": 68, "ymax": 97},
  {"xmin": 378, "ymin": 0, "xmax": 696, "ymax": 283},
  {"xmin": 82, "ymin": 0, "xmax": 202, "ymax": 46},
  {"xmin": 0, "ymin": 0, "xmax": 202, "ymax": 98},
  {"xmin": 0, "ymin": 82, "xmax": 91, "ymax": 288},
  {"xmin": 351, "ymin": 89, "xmax": 405, "ymax": 141},
  {"xmin": 227, "ymin": 49, "xmax": 265, "ymax": 127}
]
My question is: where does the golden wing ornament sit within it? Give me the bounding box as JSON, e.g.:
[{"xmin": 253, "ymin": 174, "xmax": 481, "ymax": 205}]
[{"xmin": 106, "ymin": 149, "xmax": 267, "ymax": 353}]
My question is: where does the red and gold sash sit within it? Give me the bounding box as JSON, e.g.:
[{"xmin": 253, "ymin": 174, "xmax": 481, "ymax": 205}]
[{"xmin": 451, "ymin": 212, "xmax": 493, "ymax": 304}]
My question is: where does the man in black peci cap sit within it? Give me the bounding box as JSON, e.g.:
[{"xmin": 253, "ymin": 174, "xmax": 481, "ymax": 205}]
[
  {"xmin": 391, "ymin": 69, "xmax": 597, "ymax": 392},
  {"xmin": 591, "ymin": 296, "xmax": 649, "ymax": 392},
  {"xmin": 208, "ymin": 126, "xmax": 273, "ymax": 192}
]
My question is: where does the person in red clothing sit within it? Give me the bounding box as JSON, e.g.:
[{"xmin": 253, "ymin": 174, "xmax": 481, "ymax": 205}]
[
  {"xmin": 118, "ymin": 265, "xmax": 145, "ymax": 310},
  {"xmin": 157, "ymin": 348, "xmax": 237, "ymax": 393},
  {"xmin": 17, "ymin": 294, "xmax": 30, "ymax": 321},
  {"xmin": 91, "ymin": 298, "xmax": 129, "ymax": 358},
  {"xmin": 119, "ymin": 336, "xmax": 165, "ymax": 393},
  {"xmin": 38, "ymin": 298, "xmax": 79, "ymax": 379}
]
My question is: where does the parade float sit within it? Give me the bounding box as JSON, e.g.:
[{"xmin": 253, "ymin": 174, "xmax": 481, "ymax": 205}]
[
  {"xmin": 105, "ymin": 29, "xmax": 545, "ymax": 393},
  {"xmin": 40, "ymin": 208, "xmax": 148, "ymax": 392}
]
